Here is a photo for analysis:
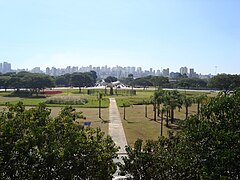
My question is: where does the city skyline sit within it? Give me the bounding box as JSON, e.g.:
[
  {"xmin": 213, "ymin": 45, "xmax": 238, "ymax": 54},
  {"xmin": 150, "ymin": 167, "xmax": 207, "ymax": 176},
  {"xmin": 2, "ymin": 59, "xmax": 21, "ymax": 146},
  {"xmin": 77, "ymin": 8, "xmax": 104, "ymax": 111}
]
[
  {"xmin": 0, "ymin": 61, "xmax": 211, "ymax": 80},
  {"xmin": 0, "ymin": 1, "xmax": 239, "ymax": 74}
]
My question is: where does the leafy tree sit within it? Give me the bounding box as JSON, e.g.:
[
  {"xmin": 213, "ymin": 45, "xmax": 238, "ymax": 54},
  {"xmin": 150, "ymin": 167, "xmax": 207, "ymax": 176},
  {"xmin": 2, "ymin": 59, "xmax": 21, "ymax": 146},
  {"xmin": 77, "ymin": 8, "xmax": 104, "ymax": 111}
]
[
  {"xmin": 208, "ymin": 74, "xmax": 240, "ymax": 93},
  {"xmin": 7, "ymin": 76, "xmax": 23, "ymax": 91},
  {"xmin": 0, "ymin": 103, "xmax": 118, "ymax": 179},
  {"xmin": 55, "ymin": 73, "xmax": 71, "ymax": 87},
  {"xmin": 120, "ymin": 90, "xmax": 240, "ymax": 179},
  {"xmin": 150, "ymin": 76, "xmax": 169, "ymax": 89},
  {"xmin": 104, "ymin": 76, "xmax": 117, "ymax": 83},
  {"xmin": 71, "ymin": 72, "xmax": 94, "ymax": 93},
  {"xmin": 0, "ymin": 76, "xmax": 10, "ymax": 91},
  {"xmin": 88, "ymin": 70, "xmax": 97, "ymax": 83},
  {"xmin": 178, "ymin": 78, "xmax": 207, "ymax": 89},
  {"xmin": 131, "ymin": 77, "xmax": 153, "ymax": 89},
  {"xmin": 22, "ymin": 73, "xmax": 55, "ymax": 96}
]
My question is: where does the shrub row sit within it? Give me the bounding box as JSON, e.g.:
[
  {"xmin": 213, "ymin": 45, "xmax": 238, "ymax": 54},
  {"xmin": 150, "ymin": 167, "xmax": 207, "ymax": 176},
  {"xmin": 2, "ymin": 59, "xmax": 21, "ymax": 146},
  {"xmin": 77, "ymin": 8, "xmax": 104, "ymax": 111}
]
[{"xmin": 45, "ymin": 96, "xmax": 88, "ymax": 105}]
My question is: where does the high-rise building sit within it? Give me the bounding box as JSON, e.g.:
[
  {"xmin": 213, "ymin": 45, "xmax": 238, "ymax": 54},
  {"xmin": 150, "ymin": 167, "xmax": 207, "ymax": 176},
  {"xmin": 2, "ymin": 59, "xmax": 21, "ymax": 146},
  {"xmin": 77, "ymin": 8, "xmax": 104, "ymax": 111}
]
[
  {"xmin": 189, "ymin": 68, "xmax": 194, "ymax": 77},
  {"xmin": 0, "ymin": 63, "xmax": 2, "ymax": 73},
  {"xmin": 162, "ymin": 68, "xmax": 169, "ymax": 77},
  {"xmin": 2, "ymin": 62, "xmax": 11, "ymax": 73},
  {"xmin": 31, "ymin": 67, "xmax": 41, "ymax": 73},
  {"xmin": 180, "ymin": 66, "xmax": 188, "ymax": 75},
  {"xmin": 189, "ymin": 68, "xmax": 198, "ymax": 78},
  {"xmin": 46, "ymin": 67, "xmax": 50, "ymax": 75}
]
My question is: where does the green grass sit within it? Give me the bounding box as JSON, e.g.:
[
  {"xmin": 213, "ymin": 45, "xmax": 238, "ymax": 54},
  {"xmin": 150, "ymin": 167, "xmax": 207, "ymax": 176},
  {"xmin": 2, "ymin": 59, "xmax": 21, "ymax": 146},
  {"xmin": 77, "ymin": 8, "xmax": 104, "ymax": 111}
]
[
  {"xmin": 0, "ymin": 88, "xmax": 218, "ymax": 147},
  {"xmin": 119, "ymin": 103, "xmax": 200, "ymax": 147},
  {"xmin": 114, "ymin": 91, "xmax": 154, "ymax": 106},
  {"xmin": 0, "ymin": 90, "xmax": 109, "ymax": 108}
]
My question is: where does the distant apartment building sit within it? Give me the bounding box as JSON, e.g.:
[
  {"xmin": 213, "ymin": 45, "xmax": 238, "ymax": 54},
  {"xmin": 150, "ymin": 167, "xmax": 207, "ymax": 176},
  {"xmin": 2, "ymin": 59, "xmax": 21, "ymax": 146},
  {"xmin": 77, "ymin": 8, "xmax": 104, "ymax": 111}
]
[
  {"xmin": 31, "ymin": 67, "xmax": 42, "ymax": 73},
  {"xmin": 180, "ymin": 66, "xmax": 188, "ymax": 75},
  {"xmin": 189, "ymin": 68, "xmax": 198, "ymax": 78},
  {"xmin": 156, "ymin": 69, "xmax": 161, "ymax": 76},
  {"xmin": 46, "ymin": 67, "xmax": 51, "ymax": 75},
  {"xmin": 0, "ymin": 62, "xmax": 11, "ymax": 73},
  {"xmin": 162, "ymin": 68, "xmax": 170, "ymax": 77},
  {"xmin": 7, "ymin": 62, "xmax": 209, "ymax": 80},
  {"xmin": 170, "ymin": 72, "xmax": 181, "ymax": 79}
]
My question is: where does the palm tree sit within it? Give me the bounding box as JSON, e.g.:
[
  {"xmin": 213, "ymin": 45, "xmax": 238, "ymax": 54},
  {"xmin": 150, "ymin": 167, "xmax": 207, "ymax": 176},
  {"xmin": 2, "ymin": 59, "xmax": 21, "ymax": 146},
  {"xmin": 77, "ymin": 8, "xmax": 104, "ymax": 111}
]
[
  {"xmin": 98, "ymin": 92, "xmax": 103, "ymax": 118},
  {"xmin": 183, "ymin": 96, "xmax": 193, "ymax": 119},
  {"xmin": 155, "ymin": 90, "xmax": 165, "ymax": 117},
  {"xmin": 163, "ymin": 90, "xmax": 182, "ymax": 124},
  {"xmin": 152, "ymin": 90, "xmax": 165, "ymax": 121},
  {"xmin": 164, "ymin": 105, "xmax": 171, "ymax": 127},
  {"xmin": 195, "ymin": 94, "xmax": 207, "ymax": 115},
  {"xmin": 160, "ymin": 107, "xmax": 166, "ymax": 136},
  {"xmin": 144, "ymin": 100, "xmax": 149, "ymax": 118},
  {"xmin": 123, "ymin": 102, "xmax": 130, "ymax": 120}
]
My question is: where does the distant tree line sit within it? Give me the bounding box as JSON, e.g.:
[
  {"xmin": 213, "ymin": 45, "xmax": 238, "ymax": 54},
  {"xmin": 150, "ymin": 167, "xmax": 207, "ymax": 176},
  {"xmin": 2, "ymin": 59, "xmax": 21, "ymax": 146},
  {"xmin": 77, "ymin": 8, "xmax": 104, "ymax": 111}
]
[
  {"xmin": 120, "ymin": 74, "xmax": 240, "ymax": 91},
  {"xmin": 0, "ymin": 71, "xmax": 97, "ymax": 94},
  {"xmin": 1, "ymin": 72, "xmax": 240, "ymax": 93}
]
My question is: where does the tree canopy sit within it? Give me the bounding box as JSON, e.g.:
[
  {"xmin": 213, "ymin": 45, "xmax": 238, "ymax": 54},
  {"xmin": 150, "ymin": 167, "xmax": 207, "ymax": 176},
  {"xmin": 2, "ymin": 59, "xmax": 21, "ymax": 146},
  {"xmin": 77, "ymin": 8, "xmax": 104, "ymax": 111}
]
[
  {"xmin": 104, "ymin": 76, "xmax": 118, "ymax": 83},
  {"xmin": 120, "ymin": 90, "xmax": 240, "ymax": 179},
  {"xmin": 208, "ymin": 74, "xmax": 240, "ymax": 93},
  {"xmin": 0, "ymin": 103, "xmax": 118, "ymax": 179}
]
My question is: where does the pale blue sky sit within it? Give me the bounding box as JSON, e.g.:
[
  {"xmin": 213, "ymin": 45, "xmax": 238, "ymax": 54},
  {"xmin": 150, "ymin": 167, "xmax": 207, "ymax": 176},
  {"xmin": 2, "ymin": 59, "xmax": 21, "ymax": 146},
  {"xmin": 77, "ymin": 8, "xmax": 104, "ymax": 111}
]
[{"xmin": 0, "ymin": 0, "xmax": 239, "ymax": 74}]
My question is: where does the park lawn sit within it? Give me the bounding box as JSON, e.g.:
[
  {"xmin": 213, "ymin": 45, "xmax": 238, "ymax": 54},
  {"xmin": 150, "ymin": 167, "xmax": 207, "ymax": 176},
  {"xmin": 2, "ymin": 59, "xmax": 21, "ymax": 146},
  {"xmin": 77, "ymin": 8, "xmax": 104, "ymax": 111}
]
[
  {"xmin": 114, "ymin": 89, "xmax": 215, "ymax": 107},
  {"xmin": 119, "ymin": 105, "xmax": 167, "ymax": 147},
  {"xmin": 0, "ymin": 91, "xmax": 12, "ymax": 97},
  {"xmin": 114, "ymin": 90, "xmax": 153, "ymax": 107},
  {"xmin": 0, "ymin": 92, "xmax": 109, "ymax": 108},
  {"xmin": 50, "ymin": 107, "xmax": 109, "ymax": 135},
  {"xmin": 118, "ymin": 103, "xmax": 199, "ymax": 147}
]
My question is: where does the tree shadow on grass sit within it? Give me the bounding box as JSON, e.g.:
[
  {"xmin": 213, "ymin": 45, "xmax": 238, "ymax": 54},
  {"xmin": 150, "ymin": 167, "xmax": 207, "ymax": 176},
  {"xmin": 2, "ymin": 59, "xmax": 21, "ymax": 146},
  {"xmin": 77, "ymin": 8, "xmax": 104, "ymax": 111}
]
[
  {"xmin": 123, "ymin": 119, "xmax": 138, "ymax": 124},
  {"xmin": 100, "ymin": 117, "xmax": 109, "ymax": 123},
  {"xmin": 166, "ymin": 125, "xmax": 182, "ymax": 131}
]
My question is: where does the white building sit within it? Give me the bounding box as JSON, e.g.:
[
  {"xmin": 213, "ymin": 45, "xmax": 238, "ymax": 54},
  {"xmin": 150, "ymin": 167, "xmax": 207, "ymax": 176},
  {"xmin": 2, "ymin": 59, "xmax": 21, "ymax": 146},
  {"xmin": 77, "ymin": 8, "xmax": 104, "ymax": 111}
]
[{"xmin": 180, "ymin": 66, "xmax": 188, "ymax": 75}]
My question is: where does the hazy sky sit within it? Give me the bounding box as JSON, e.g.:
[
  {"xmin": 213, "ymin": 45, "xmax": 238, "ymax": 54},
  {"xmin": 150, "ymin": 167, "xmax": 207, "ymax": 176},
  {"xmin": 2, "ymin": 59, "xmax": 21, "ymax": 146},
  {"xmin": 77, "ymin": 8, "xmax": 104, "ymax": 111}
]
[{"xmin": 0, "ymin": 0, "xmax": 239, "ymax": 74}]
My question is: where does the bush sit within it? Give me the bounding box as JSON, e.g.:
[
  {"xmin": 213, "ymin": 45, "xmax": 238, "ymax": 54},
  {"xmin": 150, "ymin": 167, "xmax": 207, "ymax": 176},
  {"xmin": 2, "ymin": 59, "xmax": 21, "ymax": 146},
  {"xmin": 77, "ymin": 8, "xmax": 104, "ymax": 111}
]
[
  {"xmin": 6, "ymin": 90, "xmax": 32, "ymax": 97},
  {"xmin": 46, "ymin": 96, "xmax": 88, "ymax": 105}
]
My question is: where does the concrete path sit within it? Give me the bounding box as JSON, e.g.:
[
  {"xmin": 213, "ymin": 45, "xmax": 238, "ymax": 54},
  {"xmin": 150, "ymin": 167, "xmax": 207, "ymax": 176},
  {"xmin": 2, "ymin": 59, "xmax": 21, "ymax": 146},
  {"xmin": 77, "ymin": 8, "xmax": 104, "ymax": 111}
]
[
  {"xmin": 108, "ymin": 98, "xmax": 128, "ymax": 154},
  {"xmin": 108, "ymin": 98, "xmax": 128, "ymax": 177}
]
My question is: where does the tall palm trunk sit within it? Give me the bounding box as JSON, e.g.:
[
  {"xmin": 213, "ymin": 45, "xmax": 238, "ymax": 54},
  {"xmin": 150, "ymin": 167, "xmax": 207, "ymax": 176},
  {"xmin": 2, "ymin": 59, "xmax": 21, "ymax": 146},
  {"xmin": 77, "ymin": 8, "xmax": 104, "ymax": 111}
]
[
  {"xmin": 153, "ymin": 101, "xmax": 157, "ymax": 121},
  {"xmin": 186, "ymin": 106, "xmax": 189, "ymax": 119},
  {"xmin": 197, "ymin": 102, "xmax": 200, "ymax": 115},
  {"xmin": 166, "ymin": 110, "xmax": 169, "ymax": 127},
  {"xmin": 157, "ymin": 103, "xmax": 160, "ymax": 117},
  {"xmin": 145, "ymin": 104, "xmax": 148, "ymax": 118},
  {"xmin": 98, "ymin": 99, "xmax": 101, "ymax": 118},
  {"xmin": 160, "ymin": 110, "xmax": 164, "ymax": 136},
  {"xmin": 171, "ymin": 107, "xmax": 174, "ymax": 123}
]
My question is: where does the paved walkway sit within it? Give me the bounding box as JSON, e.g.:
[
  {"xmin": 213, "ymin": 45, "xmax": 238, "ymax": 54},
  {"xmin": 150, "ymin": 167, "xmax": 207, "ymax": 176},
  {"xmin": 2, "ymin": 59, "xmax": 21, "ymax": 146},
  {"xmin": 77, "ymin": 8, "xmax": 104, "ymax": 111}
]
[
  {"xmin": 108, "ymin": 98, "xmax": 128, "ymax": 177},
  {"xmin": 108, "ymin": 98, "xmax": 128, "ymax": 154}
]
